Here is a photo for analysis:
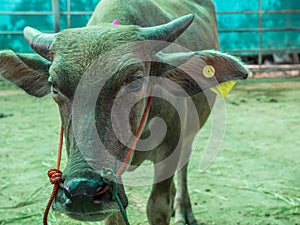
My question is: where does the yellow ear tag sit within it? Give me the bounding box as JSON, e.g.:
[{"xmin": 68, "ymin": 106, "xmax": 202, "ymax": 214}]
[
  {"xmin": 203, "ymin": 65, "xmax": 215, "ymax": 78},
  {"xmin": 210, "ymin": 80, "xmax": 237, "ymax": 98},
  {"xmin": 202, "ymin": 65, "xmax": 236, "ymax": 98}
]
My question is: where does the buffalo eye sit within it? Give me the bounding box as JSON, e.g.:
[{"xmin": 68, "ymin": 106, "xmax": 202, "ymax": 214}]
[
  {"xmin": 127, "ymin": 77, "xmax": 144, "ymax": 92},
  {"xmin": 48, "ymin": 81, "xmax": 68, "ymax": 103},
  {"xmin": 51, "ymin": 84, "xmax": 58, "ymax": 95},
  {"xmin": 126, "ymin": 70, "xmax": 145, "ymax": 92},
  {"xmin": 49, "ymin": 82, "xmax": 58, "ymax": 95}
]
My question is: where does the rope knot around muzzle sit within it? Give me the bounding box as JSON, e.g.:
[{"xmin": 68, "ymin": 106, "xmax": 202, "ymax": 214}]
[
  {"xmin": 47, "ymin": 168, "xmax": 62, "ymax": 185},
  {"xmin": 99, "ymin": 167, "xmax": 118, "ymax": 200}
]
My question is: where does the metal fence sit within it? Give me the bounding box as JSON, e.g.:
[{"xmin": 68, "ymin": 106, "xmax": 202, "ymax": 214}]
[
  {"xmin": 0, "ymin": 0, "xmax": 299, "ymax": 70},
  {"xmin": 0, "ymin": 0, "xmax": 95, "ymax": 34}
]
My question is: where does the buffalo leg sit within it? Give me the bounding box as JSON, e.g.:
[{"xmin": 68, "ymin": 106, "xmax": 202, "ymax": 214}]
[
  {"xmin": 147, "ymin": 176, "xmax": 175, "ymax": 225},
  {"xmin": 174, "ymin": 162, "xmax": 198, "ymax": 225}
]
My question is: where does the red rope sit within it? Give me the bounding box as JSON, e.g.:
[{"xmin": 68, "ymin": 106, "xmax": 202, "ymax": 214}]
[
  {"xmin": 116, "ymin": 90, "xmax": 152, "ymax": 177},
  {"xmin": 43, "ymin": 126, "xmax": 64, "ymax": 225}
]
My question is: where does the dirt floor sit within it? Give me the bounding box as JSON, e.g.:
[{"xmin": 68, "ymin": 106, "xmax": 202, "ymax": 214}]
[{"xmin": 0, "ymin": 76, "xmax": 299, "ymax": 225}]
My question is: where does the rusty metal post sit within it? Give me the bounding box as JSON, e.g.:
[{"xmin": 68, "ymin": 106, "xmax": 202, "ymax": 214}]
[
  {"xmin": 67, "ymin": 0, "xmax": 71, "ymax": 28},
  {"xmin": 258, "ymin": 0, "xmax": 263, "ymax": 68},
  {"xmin": 52, "ymin": 0, "xmax": 60, "ymax": 32}
]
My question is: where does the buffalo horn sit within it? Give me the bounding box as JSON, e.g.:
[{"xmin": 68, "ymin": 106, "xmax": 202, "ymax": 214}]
[
  {"xmin": 138, "ymin": 14, "xmax": 194, "ymax": 42},
  {"xmin": 23, "ymin": 26, "xmax": 56, "ymax": 60}
]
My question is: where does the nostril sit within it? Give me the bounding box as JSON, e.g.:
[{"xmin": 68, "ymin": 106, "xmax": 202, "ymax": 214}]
[
  {"xmin": 93, "ymin": 185, "xmax": 112, "ymax": 203},
  {"xmin": 95, "ymin": 185, "xmax": 111, "ymax": 196},
  {"xmin": 63, "ymin": 185, "xmax": 72, "ymax": 199},
  {"xmin": 62, "ymin": 178, "xmax": 105, "ymax": 201},
  {"xmin": 64, "ymin": 198, "xmax": 72, "ymax": 207}
]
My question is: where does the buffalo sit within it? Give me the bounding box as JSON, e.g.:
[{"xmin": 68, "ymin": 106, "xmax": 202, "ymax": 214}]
[{"xmin": 0, "ymin": 0, "xmax": 248, "ymax": 224}]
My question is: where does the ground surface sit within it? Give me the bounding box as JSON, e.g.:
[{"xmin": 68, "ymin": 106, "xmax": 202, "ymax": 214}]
[{"xmin": 0, "ymin": 76, "xmax": 299, "ymax": 225}]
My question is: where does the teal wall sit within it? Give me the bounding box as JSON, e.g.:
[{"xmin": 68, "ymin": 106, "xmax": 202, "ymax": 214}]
[
  {"xmin": 0, "ymin": 0, "xmax": 99, "ymax": 52},
  {"xmin": 214, "ymin": 0, "xmax": 300, "ymax": 55}
]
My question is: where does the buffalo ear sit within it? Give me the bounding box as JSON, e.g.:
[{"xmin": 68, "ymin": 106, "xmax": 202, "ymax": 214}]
[
  {"xmin": 0, "ymin": 50, "xmax": 51, "ymax": 97},
  {"xmin": 152, "ymin": 50, "xmax": 249, "ymax": 96}
]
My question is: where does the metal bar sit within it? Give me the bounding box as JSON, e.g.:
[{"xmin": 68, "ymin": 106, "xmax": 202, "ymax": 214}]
[
  {"xmin": 216, "ymin": 9, "xmax": 300, "ymax": 15},
  {"xmin": 248, "ymin": 64, "xmax": 300, "ymax": 73},
  {"xmin": 258, "ymin": 0, "xmax": 263, "ymax": 66},
  {"xmin": 67, "ymin": 0, "xmax": 71, "ymax": 28},
  {"xmin": 225, "ymin": 48, "xmax": 300, "ymax": 54},
  {"xmin": 0, "ymin": 11, "xmax": 52, "ymax": 15},
  {"xmin": 0, "ymin": 11, "xmax": 93, "ymax": 16},
  {"xmin": 247, "ymin": 64, "xmax": 300, "ymax": 76},
  {"xmin": 52, "ymin": 0, "xmax": 60, "ymax": 32},
  {"xmin": 292, "ymin": 54, "xmax": 299, "ymax": 64},
  {"xmin": 0, "ymin": 31, "xmax": 53, "ymax": 35},
  {"xmin": 218, "ymin": 27, "xmax": 300, "ymax": 32},
  {"xmin": 60, "ymin": 11, "xmax": 93, "ymax": 15},
  {"xmin": 0, "ymin": 31, "xmax": 23, "ymax": 35},
  {"xmin": 262, "ymin": 9, "xmax": 300, "ymax": 14}
]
